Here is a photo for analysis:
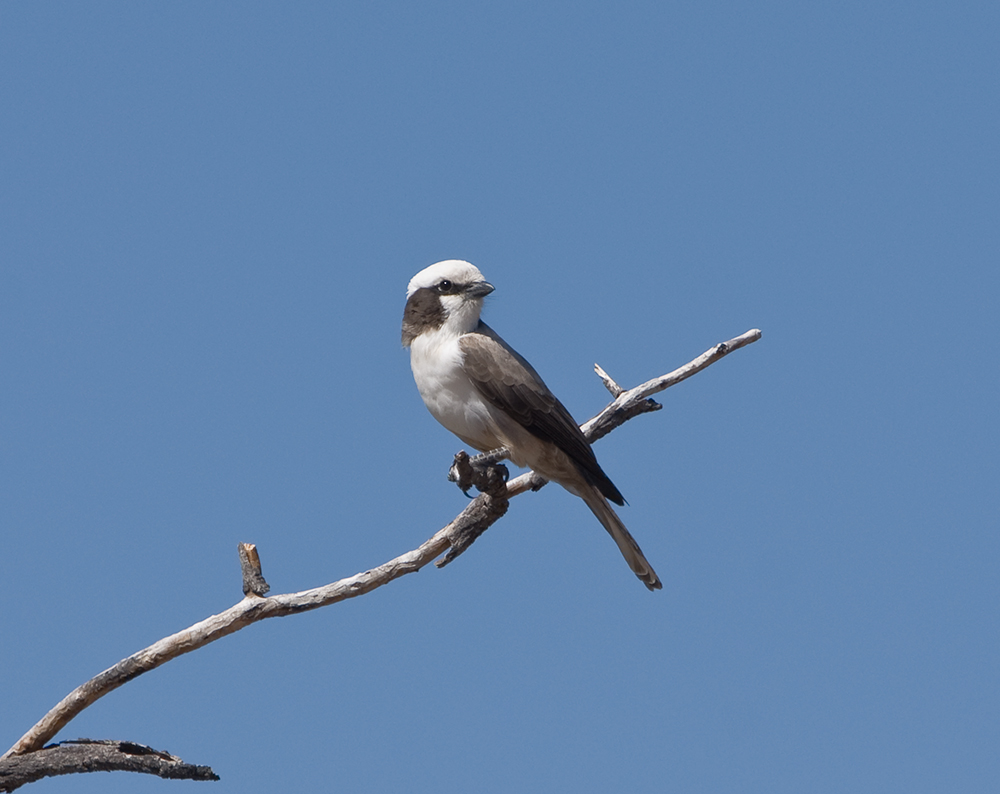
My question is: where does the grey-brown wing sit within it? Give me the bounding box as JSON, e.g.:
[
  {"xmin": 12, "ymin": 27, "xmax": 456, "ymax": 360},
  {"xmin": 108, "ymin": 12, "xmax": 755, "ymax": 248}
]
[{"xmin": 460, "ymin": 323, "xmax": 625, "ymax": 505}]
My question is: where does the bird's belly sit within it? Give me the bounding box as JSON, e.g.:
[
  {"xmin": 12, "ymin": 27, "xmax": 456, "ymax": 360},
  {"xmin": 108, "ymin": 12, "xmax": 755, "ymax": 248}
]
[{"xmin": 422, "ymin": 383, "xmax": 500, "ymax": 451}]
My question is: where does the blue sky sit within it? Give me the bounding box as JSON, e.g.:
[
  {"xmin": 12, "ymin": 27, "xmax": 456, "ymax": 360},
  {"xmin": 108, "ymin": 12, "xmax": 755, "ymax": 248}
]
[{"xmin": 1, "ymin": 2, "xmax": 997, "ymax": 792}]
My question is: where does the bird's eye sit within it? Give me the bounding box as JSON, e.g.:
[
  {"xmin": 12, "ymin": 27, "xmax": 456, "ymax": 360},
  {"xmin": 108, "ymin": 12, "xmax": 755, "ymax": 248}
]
[{"xmin": 438, "ymin": 279, "xmax": 454, "ymax": 293}]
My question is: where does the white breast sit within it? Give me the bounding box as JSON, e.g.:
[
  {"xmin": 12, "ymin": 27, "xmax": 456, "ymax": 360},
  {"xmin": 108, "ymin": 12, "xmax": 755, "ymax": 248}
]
[{"xmin": 409, "ymin": 327, "xmax": 503, "ymax": 452}]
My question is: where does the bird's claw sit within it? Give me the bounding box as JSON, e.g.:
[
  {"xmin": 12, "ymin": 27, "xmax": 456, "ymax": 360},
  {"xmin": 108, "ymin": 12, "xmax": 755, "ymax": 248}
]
[
  {"xmin": 449, "ymin": 450, "xmax": 509, "ymax": 497},
  {"xmin": 448, "ymin": 451, "xmax": 475, "ymax": 495}
]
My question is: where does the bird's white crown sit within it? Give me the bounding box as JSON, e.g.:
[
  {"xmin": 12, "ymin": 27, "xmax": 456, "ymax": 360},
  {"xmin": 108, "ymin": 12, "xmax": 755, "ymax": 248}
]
[{"xmin": 407, "ymin": 260, "xmax": 487, "ymax": 298}]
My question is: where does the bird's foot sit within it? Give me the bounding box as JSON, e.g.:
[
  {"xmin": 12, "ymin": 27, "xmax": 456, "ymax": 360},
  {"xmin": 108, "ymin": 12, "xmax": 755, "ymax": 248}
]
[{"xmin": 449, "ymin": 449, "xmax": 510, "ymax": 497}]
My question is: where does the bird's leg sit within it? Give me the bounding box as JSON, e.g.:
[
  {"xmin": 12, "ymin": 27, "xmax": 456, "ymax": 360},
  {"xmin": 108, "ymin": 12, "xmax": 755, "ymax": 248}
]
[
  {"xmin": 449, "ymin": 447, "xmax": 511, "ymax": 497},
  {"xmin": 468, "ymin": 446, "xmax": 511, "ymax": 469}
]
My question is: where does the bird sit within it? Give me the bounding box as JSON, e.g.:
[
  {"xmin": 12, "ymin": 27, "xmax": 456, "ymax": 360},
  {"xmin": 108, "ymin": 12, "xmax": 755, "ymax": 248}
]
[{"xmin": 402, "ymin": 259, "xmax": 661, "ymax": 590}]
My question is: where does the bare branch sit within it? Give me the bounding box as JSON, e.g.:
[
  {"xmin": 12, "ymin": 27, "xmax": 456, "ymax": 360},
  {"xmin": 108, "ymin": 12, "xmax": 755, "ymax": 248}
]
[
  {"xmin": 593, "ymin": 363, "xmax": 624, "ymax": 397},
  {"xmin": 238, "ymin": 543, "xmax": 270, "ymax": 597},
  {"xmin": 585, "ymin": 328, "xmax": 762, "ymax": 442},
  {"xmin": 0, "ymin": 740, "xmax": 217, "ymax": 792},
  {"xmin": 3, "ymin": 328, "xmax": 761, "ymax": 765}
]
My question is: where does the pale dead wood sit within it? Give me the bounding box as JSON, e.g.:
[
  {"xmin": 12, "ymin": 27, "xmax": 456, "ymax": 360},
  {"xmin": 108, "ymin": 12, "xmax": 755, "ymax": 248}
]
[
  {"xmin": 2, "ymin": 328, "xmax": 761, "ymax": 771},
  {"xmin": 593, "ymin": 362, "xmax": 624, "ymax": 397},
  {"xmin": 2, "ymin": 489, "xmax": 510, "ymax": 761},
  {"xmin": 586, "ymin": 327, "xmax": 762, "ymax": 442},
  {"xmin": 238, "ymin": 542, "xmax": 270, "ymax": 596}
]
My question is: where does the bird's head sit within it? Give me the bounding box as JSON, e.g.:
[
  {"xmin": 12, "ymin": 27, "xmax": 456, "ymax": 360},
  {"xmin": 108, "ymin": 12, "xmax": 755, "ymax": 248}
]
[{"xmin": 402, "ymin": 260, "xmax": 495, "ymax": 345}]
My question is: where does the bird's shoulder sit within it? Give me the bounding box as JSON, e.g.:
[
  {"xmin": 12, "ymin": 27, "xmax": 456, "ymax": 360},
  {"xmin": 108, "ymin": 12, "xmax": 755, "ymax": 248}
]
[{"xmin": 459, "ymin": 322, "xmax": 551, "ymax": 395}]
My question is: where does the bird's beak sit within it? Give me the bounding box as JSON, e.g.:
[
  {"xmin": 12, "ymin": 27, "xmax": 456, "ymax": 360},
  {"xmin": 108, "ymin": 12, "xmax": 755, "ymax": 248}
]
[{"xmin": 467, "ymin": 281, "xmax": 495, "ymax": 299}]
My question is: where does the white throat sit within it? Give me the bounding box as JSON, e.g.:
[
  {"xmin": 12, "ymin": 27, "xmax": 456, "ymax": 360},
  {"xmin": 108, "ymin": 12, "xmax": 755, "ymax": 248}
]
[{"xmin": 439, "ymin": 293, "xmax": 484, "ymax": 335}]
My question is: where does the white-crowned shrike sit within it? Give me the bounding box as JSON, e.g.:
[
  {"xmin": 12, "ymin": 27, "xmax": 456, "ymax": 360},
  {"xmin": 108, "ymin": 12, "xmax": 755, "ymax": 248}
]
[{"xmin": 402, "ymin": 260, "xmax": 661, "ymax": 590}]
